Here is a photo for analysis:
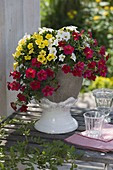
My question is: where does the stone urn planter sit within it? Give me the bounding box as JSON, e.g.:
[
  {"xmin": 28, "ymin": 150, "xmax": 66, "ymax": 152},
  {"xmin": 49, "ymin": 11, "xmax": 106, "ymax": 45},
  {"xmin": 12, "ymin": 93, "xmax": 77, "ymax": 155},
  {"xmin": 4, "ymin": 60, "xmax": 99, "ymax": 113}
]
[{"xmin": 34, "ymin": 71, "xmax": 83, "ymax": 134}]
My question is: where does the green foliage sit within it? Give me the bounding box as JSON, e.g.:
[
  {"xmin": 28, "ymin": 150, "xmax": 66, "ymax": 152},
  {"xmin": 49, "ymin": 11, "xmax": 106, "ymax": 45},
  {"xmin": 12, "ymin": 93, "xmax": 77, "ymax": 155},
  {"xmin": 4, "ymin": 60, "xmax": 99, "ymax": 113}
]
[{"xmin": 0, "ymin": 118, "xmax": 83, "ymax": 170}]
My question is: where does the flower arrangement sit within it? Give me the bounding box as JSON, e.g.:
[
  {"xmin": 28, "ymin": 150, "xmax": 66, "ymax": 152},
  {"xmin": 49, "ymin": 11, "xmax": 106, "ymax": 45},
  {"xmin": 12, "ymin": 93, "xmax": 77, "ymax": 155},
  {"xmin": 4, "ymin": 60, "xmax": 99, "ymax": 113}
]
[{"xmin": 7, "ymin": 26, "xmax": 109, "ymax": 112}]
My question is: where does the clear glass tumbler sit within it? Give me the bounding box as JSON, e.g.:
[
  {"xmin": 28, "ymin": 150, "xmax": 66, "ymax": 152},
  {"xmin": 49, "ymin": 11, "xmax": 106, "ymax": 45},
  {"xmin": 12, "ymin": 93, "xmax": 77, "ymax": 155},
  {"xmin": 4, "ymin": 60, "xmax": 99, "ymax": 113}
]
[{"xmin": 83, "ymin": 110, "xmax": 104, "ymax": 138}]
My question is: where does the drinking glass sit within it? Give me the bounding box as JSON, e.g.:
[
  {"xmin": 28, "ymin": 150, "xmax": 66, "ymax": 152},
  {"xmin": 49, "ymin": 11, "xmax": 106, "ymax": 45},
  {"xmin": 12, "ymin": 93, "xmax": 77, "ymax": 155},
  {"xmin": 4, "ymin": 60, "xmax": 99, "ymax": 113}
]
[
  {"xmin": 92, "ymin": 88, "xmax": 113, "ymax": 121},
  {"xmin": 84, "ymin": 110, "xmax": 104, "ymax": 138}
]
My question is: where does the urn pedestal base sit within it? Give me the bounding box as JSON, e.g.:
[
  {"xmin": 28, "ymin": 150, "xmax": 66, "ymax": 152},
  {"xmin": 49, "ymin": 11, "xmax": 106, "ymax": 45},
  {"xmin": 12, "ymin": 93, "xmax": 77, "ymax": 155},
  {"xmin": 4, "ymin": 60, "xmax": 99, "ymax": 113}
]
[{"xmin": 34, "ymin": 97, "xmax": 78, "ymax": 134}]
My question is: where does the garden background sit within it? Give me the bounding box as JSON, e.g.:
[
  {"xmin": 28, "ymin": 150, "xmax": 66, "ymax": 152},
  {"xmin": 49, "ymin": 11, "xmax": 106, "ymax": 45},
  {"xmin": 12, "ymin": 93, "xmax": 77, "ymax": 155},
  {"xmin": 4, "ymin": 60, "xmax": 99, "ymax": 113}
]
[{"xmin": 40, "ymin": 0, "xmax": 113, "ymax": 93}]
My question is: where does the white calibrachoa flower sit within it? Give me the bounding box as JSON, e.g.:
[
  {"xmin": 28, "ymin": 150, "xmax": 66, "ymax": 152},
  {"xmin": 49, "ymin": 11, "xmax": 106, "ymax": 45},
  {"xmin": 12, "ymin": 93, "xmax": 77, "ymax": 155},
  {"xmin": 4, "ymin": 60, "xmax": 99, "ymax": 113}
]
[
  {"xmin": 56, "ymin": 30, "xmax": 65, "ymax": 41},
  {"xmin": 62, "ymin": 31, "xmax": 70, "ymax": 41},
  {"xmin": 71, "ymin": 53, "xmax": 76, "ymax": 62},
  {"xmin": 63, "ymin": 26, "xmax": 79, "ymax": 32},
  {"xmin": 38, "ymin": 27, "xmax": 54, "ymax": 34},
  {"xmin": 49, "ymin": 47, "xmax": 57, "ymax": 55},
  {"xmin": 59, "ymin": 54, "xmax": 66, "ymax": 62}
]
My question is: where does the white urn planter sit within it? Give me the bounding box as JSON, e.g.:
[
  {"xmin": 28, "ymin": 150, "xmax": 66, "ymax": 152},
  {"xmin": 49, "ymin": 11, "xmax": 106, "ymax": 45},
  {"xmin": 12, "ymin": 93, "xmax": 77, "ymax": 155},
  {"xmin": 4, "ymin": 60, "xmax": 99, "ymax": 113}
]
[
  {"xmin": 34, "ymin": 97, "xmax": 78, "ymax": 134},
  {"xmin": 34, "ymin": 71, "xmax": 83, "ymax": 134}
]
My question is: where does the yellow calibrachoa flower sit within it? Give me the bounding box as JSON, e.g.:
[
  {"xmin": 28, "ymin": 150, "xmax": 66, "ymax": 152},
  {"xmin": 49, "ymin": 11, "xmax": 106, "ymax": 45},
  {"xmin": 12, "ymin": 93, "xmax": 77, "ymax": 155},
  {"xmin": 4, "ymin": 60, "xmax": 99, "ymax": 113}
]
[
  {"xmin": 47, "ymin": 54, "xmax": 55, "ymax": 61},
  {"xmin": 13, "ymin": 62, "xmax": 18, "ymax": 70},
  {"xmin": 13, "ymin": 51, "xmax": 21, "ymax": 59},
  {"xmin": 27, "ymin": 43, "xmax": 33, "ymax": 49},
  {"xmin": 93, "ymin": 15, "xmax": 101, "ymax": 20},
  {"xmin": 16, "ymin": 45, "xmax": 23, "ymax": 51},
  {"xmin": 29, "ymin": 48, "xmax": 34, "ymax": 54},
  {"xmin": 35, "ymin": 39, "xmax": 42, "ymax": 46},
  {"xmin": 38, "ymin": 42, "xmax": 45, "ymax": 49},
  {"xmin": 39, "ymin": 50, "xmax": 46, "ymax": 56},
  {"xmin": 37, "ymin": 55, "xmax": 46, "ymax": 63},
  {"xmin": 24, "ymin": 55, "xmax": 31, "ymax": 60},
  {"xmin": 32, "ymin": 32, "xmax": 41, "ymax": 39},
  {"xmin": 43, "ymin": 40, "xmax": 49, "ymax": 46},
  {"xmin": 18, "ymin": 39, "xmax": 26, "ymax": 46},
  {"xmin": 45, "ymin": 34, "xmax": 53, "ymax": 39},
  {"xmin": 42, "ymin": 59, "xmax": 47, "ymax": 65}
]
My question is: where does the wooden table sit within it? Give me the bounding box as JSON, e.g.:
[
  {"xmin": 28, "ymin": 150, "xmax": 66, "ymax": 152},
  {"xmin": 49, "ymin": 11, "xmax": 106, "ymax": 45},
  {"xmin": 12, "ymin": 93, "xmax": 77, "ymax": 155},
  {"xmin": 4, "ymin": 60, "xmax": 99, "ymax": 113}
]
[{"xmin": 1, "ymin": 105, "xmax": 113, "ymax": 170}]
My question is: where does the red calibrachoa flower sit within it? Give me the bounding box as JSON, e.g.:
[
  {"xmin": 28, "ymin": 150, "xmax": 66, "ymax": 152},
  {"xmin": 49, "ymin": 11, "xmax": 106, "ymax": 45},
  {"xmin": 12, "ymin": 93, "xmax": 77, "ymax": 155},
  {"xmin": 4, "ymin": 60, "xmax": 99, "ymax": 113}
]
[
  {"xmin": 62, "ymin": 65, "xmax": 71, "ymax": 74},
  {"xmin": 83, "ymin": 47, "xmax": 94, "ymax": 59},
  {"xmin": 7, "ymin": 26, "xmax": 109, "ymax": 112},
  {"xmin": 83, "ymin": 70, "xmax": 92, "ymax": 79},
  {"xmin": 58, "ymin": 41, "xmax": 66, "ymax": 47},
  {"xmin": 46, "ymin": 68, "xmax": 54, "ymax": 77},
  {"xmin": 31, "ymin": 58, "xmax": 41, "ymax": 68},
  {"xmin": 7, "ymin": 81, "xmax": 20, "ymax": 91},
  {"xmin": 19, "ymin": 105, "xmax": 28, "ymax": 112},
  {"xmin": 99, "ymin": 46, "xmax": 106, "ymax": 56},
  {"xmin": 26, "ymin": 68, "xmax": 36, "ymax": 78},
  {"xmin": 42, "ymin": 86, "xmax": 54, "ymax": 96},
  {"xmin": 30, "ymin": 80, "xmax": 40, "ymax": 90},
  {"xmin": 37, "ymin": 70, "xmax": 47, "ymax": 81},
  {"xmin": 98, "ymin": 59, "xmax": 106, "ymax": 69},
  {"xmin": 10, "ymin": 71, "xmax": 21, "ymax": 79},
  {"xmin": 63, "ymin": 45, "xmax": 74, "ymax": 55},
  {"xmin": 88, "ymin": 61, "xmax": 96, "ymax": 69},
  {"xmin": 17, "ymin": 93, "xmax": 26, "ymax": 102},
  {"xmin": 72, "ymin": 31, "xmax": 80, "ymax": 40}
]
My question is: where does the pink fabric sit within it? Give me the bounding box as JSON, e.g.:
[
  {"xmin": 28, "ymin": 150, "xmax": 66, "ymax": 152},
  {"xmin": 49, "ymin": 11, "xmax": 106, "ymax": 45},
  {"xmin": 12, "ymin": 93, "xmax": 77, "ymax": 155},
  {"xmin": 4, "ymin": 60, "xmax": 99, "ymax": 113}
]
[
  {"xmin": 81, "ymin": 123, "xmax": 113, "ymax": 142},
  {"xmin": 65, "ymin": 124, "xmax": 113, "ymax": 152}
]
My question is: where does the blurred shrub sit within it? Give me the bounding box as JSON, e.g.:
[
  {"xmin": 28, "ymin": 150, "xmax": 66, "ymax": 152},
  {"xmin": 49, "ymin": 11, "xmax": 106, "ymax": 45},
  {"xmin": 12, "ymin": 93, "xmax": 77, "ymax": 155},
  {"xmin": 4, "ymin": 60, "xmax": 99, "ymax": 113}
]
[{"xmin": 81, "ymin": 76, "xmax": 113, "ymax": 93}]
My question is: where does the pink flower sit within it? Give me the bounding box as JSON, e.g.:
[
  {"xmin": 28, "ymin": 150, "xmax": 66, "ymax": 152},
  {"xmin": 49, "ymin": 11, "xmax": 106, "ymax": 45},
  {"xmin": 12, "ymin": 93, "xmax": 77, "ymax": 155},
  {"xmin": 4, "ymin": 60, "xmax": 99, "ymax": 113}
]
[
  {"xmin": 62, "ymin": 65, "xmax": 71, "ymax": 74},
  {"xmin": 63, "ymin": 45, "xmax": 74, "ymax": 55},
  {"xmin": 42, "ymin": 86, "xmax": 54, "ymax": 96},
  {"xmin": 37, "ymin": 69, "xmax": 47, "ymax": 81},
  {"xmin": 26, "ymin": 68, "xmax": 36, "ymax": 78},
  {"xmin": 30, "ymin": 80, "xmax": 40, "ymax": 90},
  {"xmin": 10, "ymin": 71, "xmax": 21, "ymax": 79},
  {"xmin": 83, "ymin": 47, "xmax": 94, "ymax": 59}
]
